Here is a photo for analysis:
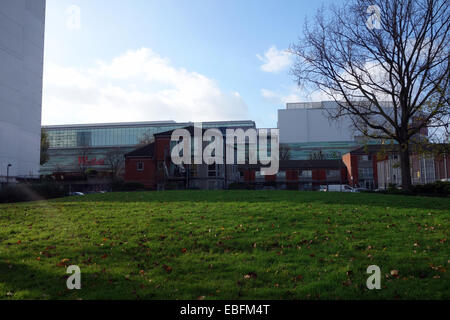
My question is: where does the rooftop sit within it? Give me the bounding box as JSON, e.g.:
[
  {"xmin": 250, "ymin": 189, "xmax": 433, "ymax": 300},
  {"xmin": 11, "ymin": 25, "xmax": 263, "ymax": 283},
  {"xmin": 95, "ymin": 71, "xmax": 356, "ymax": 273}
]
[
  {"xmin": 285, "ymin": 101, "xmax": 393, "ymax": 110},
  {"xmin": 42, "ymin": 120, "xmax": 256, "ymax": 130}
]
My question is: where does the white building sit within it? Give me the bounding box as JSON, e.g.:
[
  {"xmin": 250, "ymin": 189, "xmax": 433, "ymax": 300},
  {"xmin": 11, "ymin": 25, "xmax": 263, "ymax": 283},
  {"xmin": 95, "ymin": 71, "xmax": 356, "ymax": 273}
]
[
  {"xmin": 278, "ymin": 101, "xmax": 356, "ymax": 144},
  {"xmin": 0, "ymin": 0, "xmax": 46, "ymax": 181},
  {"xmin": 277, "ymin": 101, "xmax": 362, "ymax": 160}
]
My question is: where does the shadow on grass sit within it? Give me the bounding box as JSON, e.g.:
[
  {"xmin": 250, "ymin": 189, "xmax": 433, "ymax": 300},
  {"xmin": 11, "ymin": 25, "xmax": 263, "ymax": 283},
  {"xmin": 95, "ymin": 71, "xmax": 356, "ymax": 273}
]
[
  {"xmin": 0, "ymin": 260, "xmax": 71, "ymax": 299},
  {"xmin": 0, "ymin": 259, "xmax": 129, "ymax": 300},
  {"xmin": 56, "ymin": 190, "xmax": 450, "ymax": 211}
]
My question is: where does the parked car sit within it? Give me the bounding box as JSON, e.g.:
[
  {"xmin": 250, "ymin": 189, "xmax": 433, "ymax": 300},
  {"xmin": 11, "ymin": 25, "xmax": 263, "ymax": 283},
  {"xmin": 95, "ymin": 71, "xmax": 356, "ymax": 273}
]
[
  {"xmin": 319, "ymin": 185, "xmax": 328, "ymax": 192},
  {"xmin": 353, "ymin": 187, "xmax": 370, "ymax": 193},
  {"xmin": 327, "ymin": 185, "xmax": 354, "ymax": 192},
  {"xmin": 70, "ymin": 192, "xmax": 85, "ymax": 196}
]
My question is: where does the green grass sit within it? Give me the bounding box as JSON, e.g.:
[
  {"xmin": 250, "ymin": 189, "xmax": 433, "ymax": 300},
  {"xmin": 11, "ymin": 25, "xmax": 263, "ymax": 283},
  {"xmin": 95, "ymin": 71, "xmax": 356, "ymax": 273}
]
[{"xmin": 0, "ymin": 191, "xmax": 448, "ymax": 300}]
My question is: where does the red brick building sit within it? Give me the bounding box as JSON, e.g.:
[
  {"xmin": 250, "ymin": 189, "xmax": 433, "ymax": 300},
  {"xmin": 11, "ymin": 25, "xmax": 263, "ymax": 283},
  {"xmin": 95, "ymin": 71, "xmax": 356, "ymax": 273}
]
[
  {"xmin": 124, "ymin": 127, "xmax": 242, "ymax": 190},
  {"xmin": 239, "ymin": 160, "xmax": 348, "ymax": 190},
  {"xmin": 124, "ymin": 143, "xmax": 158, "ymax": 189},
  {"xmin": 342, "ymin": 146, "xmax": 381, "ymax": 189},
  {"xmin": 377, "ymin": 145, "xmax": 450, "ymax": 189}
]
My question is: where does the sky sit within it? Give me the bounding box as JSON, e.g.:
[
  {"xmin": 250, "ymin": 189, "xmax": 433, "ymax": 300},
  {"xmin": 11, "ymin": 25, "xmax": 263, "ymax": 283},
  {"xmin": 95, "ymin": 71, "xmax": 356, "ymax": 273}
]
[{"xmin": 42, "ymin": 0, "xmax": 339, "ymax": 128}]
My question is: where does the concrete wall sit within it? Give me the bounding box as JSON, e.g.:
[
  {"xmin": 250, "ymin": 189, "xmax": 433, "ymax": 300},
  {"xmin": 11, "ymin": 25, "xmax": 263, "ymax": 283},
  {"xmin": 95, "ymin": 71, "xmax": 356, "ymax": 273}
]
[
  {"xmin": 278, "ymin": 106, "xmax": 355, "ymax": 144},
  {"xmin": 0, "ymin": 0, "xmax": 46, "ymax": 179}
]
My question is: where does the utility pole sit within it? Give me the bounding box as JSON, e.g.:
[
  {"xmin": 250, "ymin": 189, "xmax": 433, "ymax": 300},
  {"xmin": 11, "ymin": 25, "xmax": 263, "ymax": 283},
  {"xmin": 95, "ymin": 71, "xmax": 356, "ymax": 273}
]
[
  {"xmin": 6, "ymin": 164, "xmax": 12, "ymax": 185},
  {"xmin": 223, "ymin": 130, "xmax": 227, "ymax": 190},
  {"xmin": 444, "ymin": 153, "xmax": 448, "ymax": 180},
  {"xmin": 338, "ymin": 152, "xmax": 342, "ymax": 191}
]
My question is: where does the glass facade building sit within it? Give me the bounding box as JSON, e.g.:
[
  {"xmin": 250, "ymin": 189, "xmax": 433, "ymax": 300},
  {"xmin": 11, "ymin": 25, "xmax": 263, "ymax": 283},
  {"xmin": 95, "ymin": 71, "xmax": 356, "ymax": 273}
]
[
  {"xmin": 41, "ymin": 120, "xmax": 256, "ymax": 175},
  {"xmin": 283, "ymin": 141, "xmax": 360, "ymax": 160},
  {"xmin": 282, "ymin": 139, "xmax": 383, "ymax": 160}
]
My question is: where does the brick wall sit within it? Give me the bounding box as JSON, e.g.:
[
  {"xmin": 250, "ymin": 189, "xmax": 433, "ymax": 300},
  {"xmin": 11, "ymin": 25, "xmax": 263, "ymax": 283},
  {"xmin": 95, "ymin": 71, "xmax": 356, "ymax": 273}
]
[{"xmin": 124, "ymin": 158, "xmax": 156, "ymax": 188}]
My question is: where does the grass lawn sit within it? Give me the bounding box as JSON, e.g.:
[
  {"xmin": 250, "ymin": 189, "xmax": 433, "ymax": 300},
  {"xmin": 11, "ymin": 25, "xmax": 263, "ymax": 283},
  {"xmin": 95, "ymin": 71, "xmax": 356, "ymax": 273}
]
[{"xmin": 0, "ymin": 191, "xmax": 448, "ymax": 300}]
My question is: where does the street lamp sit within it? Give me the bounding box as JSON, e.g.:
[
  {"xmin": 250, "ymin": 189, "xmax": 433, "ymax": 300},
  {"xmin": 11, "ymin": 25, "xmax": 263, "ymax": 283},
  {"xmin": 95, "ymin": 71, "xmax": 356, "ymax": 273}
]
[{"xmin": 6, "ymin": 164, "xmax": 11, "ymax": 185}]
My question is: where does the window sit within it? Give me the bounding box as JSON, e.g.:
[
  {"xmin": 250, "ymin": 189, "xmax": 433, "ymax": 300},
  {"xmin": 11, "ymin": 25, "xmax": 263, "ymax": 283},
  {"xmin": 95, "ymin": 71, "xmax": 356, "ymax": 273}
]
[
  {"xmin": 301, "ymin": 183, "xmax": 313, "ymax": 190},
  {"xmin": 326, "ymin": 169, "xmax": 340, "ymax": 179},
  {"xmin": 189, "ymin": 164, "xmax": 198, "ymax": 177},
  {"xmin": 208, "ymin": 164, "xmax": 217, "ymax": 177},
  {"xmin": 276, "ymin": 171, "xmax": 286, "ymax": 178},
  {"xmin": 137, "ymin": 161, "xmax": 144, "ymax": 171},
  {"xmin": 299, "ymin": 170, "xmax": 312, "ymax": 178},
  {"xmin": 358, "ymin": 167, "xmax": 373, "ymax": 179}
]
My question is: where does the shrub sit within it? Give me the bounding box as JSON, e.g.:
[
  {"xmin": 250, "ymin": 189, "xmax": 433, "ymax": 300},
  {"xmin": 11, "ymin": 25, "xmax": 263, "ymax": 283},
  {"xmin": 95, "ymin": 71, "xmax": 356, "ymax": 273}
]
[
  {"xmin": 411, "ymin": 181, "xmax": 450, "ymax": 196},
  {"xmin": 384, "ymin": 181, "xmax": 450, "ymax": 197}
]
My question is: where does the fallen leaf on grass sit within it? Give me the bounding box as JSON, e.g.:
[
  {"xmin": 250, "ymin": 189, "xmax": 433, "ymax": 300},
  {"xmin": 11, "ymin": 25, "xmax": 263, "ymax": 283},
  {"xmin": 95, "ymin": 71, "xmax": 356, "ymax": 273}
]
[
  {"xmin": 342, "ymin": 279, "xmax": 352, "ymax": 287},
  {"xmin": 162, "ymin": 265, "xmax": 172, "ymax": 274},
  {"xmin": 390, "ymin": 270, "xmax": 399, "ymax": 277},
  {"xmin": 244, "ymin": 272, "xmax": 257, "ymax": 280},
  {"xmin": 57, "ymin": 259, "xmax": 70, "ymax": 267},
  {"xmin": 295, "ymin": 275, "xmax": 303, "ymax": 282}
]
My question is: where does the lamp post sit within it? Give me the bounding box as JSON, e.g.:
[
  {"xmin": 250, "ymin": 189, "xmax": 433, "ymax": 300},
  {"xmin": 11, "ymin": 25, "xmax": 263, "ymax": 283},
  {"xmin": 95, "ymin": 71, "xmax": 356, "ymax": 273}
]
[{"xmin": 6, "ymin": 164, "xmax": 12, "ymax": 185}]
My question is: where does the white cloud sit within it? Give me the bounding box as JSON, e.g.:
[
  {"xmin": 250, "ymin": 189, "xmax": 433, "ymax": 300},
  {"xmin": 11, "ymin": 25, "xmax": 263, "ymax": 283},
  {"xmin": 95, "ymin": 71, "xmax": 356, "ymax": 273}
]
[
  {"xmin": 261, "ymin": 87, "xmax": 330, "ymax": 105},
  {"xmin": 42, "ymin": 48, "xmax": 249, "ymax": 125},
  {"xmin": 257, "ymin": 46, "xmax": 292, "ymax": 73}
]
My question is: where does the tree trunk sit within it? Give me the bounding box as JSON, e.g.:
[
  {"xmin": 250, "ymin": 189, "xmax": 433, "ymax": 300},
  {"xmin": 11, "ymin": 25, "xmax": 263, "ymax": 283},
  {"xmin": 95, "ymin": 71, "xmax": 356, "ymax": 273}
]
[{"xmin": 399, "ymin": 143, "xmax": 412, "ymax": 191}]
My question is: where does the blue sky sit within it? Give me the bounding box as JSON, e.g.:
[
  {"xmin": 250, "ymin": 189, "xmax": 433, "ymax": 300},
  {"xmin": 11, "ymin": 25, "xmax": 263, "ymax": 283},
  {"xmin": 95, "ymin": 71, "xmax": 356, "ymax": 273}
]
[{"xmin": 43, "ymin": 0, "xmax": 339, "ymax": 128}]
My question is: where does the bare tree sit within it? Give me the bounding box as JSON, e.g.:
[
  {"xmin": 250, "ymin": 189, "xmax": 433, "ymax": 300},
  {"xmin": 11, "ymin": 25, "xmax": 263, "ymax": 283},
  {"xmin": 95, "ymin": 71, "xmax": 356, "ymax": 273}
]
[
  {"xmin": 77, "ymin": 146, "xmax": 90, "ymax": 178},
  {"xmin": 309, "ymin": 150, "xmax": 327, "ymax": 160},
  {"xmin": 138, "ymin": 131, "xmax": 155, "ymax": 146},
  {"xmin": 279, "ymin": 144, "xmax": 292, "ymax": 160},
  {"xmin": 290, "ymin": 0, "xmax": 449, "ymax": 190},
  {"xmin": 105, "ymin": 148, "xmax": 125, "ymax": 179},
  {"xmin": 40, "ymin": 129, "xmax": 50, "ymax": 165}
]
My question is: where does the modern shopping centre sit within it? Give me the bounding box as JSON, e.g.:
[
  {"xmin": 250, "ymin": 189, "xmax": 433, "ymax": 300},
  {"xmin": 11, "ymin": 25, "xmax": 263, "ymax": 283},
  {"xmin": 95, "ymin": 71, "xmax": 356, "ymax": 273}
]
[
  {"xmin": 40, "ymin": 101, "xmax": 368, "ymax": 176},
  {"xmin": 40, "ymin": 120, "xmax": 256, "ymax": 175}
]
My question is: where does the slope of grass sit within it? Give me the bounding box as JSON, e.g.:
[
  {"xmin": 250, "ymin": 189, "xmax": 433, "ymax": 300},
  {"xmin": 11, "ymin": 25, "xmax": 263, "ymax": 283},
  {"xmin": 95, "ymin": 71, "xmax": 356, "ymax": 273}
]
[{"xmin": 0, "ymin": 191, "xmax": 448, "ymax": 300}]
